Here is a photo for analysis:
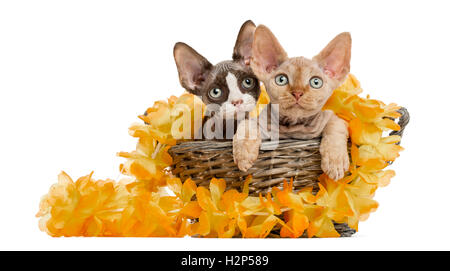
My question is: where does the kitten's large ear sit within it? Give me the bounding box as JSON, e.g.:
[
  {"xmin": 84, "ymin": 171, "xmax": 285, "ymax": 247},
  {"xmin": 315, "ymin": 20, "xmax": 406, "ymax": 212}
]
[
  {"xmin": 251, "ymin": 25, "xmax": 288, "ymax": 76},
  {"xmin": 232, "ymin": 20, "xmax": 256, "ymax": 65},
  {"xmin": 313, "ymin": 32, "xmax": 352, "ymax": 82},
  {"xmin": 173, "ymin": 42, "xmax": 213, "ymax": 95}
]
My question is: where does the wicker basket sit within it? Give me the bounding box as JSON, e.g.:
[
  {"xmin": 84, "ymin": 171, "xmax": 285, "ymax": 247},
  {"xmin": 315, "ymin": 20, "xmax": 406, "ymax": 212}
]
[{"xmin": 169, "ymin": 107, "xmax": 409, "ymax": 237}]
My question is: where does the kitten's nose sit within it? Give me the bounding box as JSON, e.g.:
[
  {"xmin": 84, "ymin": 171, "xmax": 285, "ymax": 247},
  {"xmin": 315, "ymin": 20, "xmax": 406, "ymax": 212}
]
[
  {"xmin": 231, "ymin": 99, "xmax": 243, "ymax": 106},
  {"xmin": 292, "ymin": 92, "xmax": 303, "ymax": 101}
]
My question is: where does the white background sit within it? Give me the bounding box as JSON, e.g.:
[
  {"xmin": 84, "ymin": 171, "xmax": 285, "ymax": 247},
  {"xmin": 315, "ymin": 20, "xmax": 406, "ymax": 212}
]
[{"xmin": 1, "ymin": 0, "xmax": 449, "ymax": 251}]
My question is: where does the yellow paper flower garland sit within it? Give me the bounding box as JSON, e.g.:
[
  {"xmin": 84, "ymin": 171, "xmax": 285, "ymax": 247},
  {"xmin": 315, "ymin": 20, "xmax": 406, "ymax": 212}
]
[{"xmin": 36, "ymin": 74, "xmax": 404, "ymax": 237}]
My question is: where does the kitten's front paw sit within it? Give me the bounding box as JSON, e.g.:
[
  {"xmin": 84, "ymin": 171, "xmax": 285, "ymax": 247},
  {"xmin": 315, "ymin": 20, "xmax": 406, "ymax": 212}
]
[
  {"xmin": 236, "ymin": 159, "xmax": 254, "ymax": 172},
  {"xmin": 233, "ymin": 137, "xmax": 261, "ymax": 172},
  {"xmin": 320, "ymin": 145, "xmax": 350, "ymax": 181}
]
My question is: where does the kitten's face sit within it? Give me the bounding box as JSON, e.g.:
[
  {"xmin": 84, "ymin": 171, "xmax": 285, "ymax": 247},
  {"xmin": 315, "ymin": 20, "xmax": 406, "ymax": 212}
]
[
  {"xmin": 195, "ymin": 61, "xmax": 260, "ymax": 116},
  {"xmin": 262, "ymin": 57, "xmax": 335, "ymax": 118},
  {"xmin": 173, "ymin": 20, "xmax": 259, "ymax": 118},
  {"xmin": 251, "ymin": 25, "xmax": 351, "ymax": 122}
]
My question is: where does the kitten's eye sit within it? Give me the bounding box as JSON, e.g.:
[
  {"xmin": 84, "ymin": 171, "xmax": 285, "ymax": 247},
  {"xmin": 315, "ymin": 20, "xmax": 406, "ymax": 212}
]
[
  {"xmin": 275, "ymin": 74, "xmax": 289, "ymax": 86},
  {"xmin": 241, "ymin": 77, "xmax": 255, "ymax": 89},
  {"xmin": 209, "ymin": 88, "xmax": 222, "ymax": 99},
  {"xmin": 309, "ymin": 76, "xmax": 323, "ymax": 89}
]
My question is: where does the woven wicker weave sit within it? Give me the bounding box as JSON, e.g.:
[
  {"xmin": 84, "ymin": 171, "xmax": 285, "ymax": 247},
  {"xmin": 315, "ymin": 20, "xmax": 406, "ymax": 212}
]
[{"xmin": 169, "ymin": 107, "xmax": 409, "ymax": 237}]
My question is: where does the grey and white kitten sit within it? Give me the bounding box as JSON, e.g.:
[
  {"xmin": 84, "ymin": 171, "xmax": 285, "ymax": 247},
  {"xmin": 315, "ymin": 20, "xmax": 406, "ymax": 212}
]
[{"xmin": 173, "ymin": 20, "xmax": 260, "ymax": 139}]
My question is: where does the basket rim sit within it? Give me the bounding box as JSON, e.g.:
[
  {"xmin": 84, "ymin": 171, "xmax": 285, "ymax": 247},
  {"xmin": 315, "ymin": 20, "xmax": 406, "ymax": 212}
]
[{"xmin": 170, "ymin": 106, "xmax": 410, "ymax": 149}]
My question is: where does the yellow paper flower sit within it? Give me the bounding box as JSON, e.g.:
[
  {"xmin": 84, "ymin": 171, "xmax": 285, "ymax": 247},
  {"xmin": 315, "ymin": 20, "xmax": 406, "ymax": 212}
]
[
  {"xmin": 140, "ymin": 93, "xmax": 204, "ymax": 143},
  {"xmin": 119, "ymin": 184, "xmax": 187, "ymax": 237},
  {"xmin": 117, "ymin": 124, "xmax": 171, "ymax": 192},
  {"xmin": 36, "ymin": 172, "xmax": 129, "ymax": 237},
  {"xmin": 193, "ymin": 178, "xmax": 248, "ymax": 238},
  {"xmin": 272, "ymin": 180, "xmax": 309, "ymax": 238},
  {"xmin": 250, "ymin": 84, "xmax": 270, "ymax": 118}
]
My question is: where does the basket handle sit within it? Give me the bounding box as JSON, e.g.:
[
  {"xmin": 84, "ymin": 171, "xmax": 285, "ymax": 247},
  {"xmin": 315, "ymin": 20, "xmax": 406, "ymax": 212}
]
[
  {"xmin": 389, "ymin": 107, "xmax": 410, "ymax": 140},
  {"xmin": 387, "ymin": 107, "xmax": 409, "ymax": 166}
]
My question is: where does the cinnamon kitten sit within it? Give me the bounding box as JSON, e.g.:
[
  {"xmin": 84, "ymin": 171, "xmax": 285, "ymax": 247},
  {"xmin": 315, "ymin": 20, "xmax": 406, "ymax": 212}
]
[{"xmin": 234, "ymin": 25, "xmax": 351, "ymax": 180}]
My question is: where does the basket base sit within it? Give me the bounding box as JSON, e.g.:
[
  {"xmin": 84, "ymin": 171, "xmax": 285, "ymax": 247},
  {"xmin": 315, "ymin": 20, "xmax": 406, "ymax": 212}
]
[{"xmin": 267, "ymin": 222, "xmax": 356, "ymax": 238}]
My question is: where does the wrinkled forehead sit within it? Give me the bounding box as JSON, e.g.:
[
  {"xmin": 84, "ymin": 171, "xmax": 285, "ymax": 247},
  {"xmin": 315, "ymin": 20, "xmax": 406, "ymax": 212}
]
[
  {"xmin": 278, "ymin": 57, "xmax": 323, "ymax": 79},
  {"xmin": 208, "ymin": 61, "xmax": 253, "ymax": 83}
]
